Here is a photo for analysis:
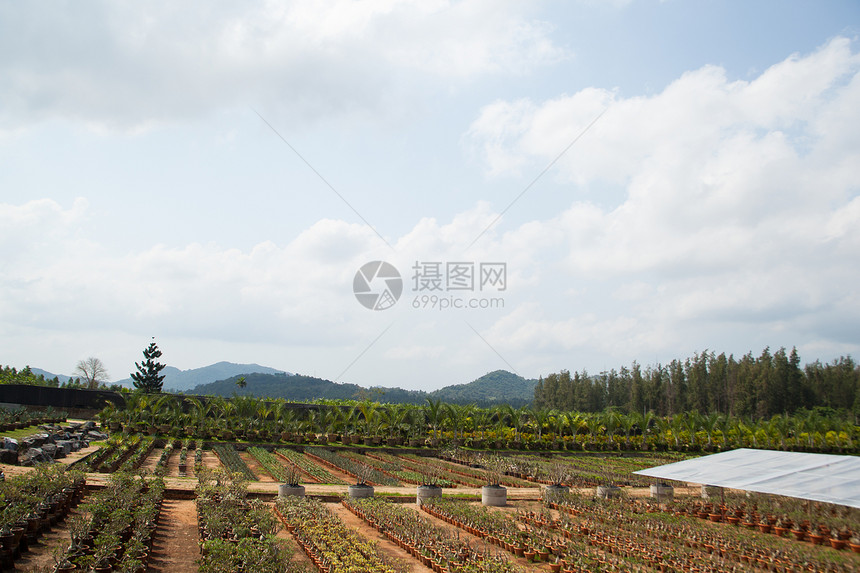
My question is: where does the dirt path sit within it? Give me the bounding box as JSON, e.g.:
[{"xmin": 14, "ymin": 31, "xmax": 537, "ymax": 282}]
[
  {"xmin": 147, "ymin": 498, "xmax": 199, "ymax": 573},
  {"xmin": 139, "ymin": 447, "xmax": 164, "ymax": 473},
  {"xmin": 240, "ymin": 451, "xmax": 276, "ymax": 482}
]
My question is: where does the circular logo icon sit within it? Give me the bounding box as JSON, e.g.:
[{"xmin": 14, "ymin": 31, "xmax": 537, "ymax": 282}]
[{"xmin": 353, "ymin": 261, "xmax": 402, "ymax": 310}]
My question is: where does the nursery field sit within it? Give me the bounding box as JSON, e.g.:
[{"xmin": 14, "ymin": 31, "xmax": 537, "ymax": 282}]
[{"xmin": 1, "ymin": 430, "xmax": 859, "ymax": 573}]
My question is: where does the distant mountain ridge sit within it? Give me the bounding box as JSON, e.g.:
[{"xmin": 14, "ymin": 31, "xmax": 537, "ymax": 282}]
[
  {"xmin": 29, "ymin": 368, "xmax": 71, "ymax": 384},
  {"xmin": 115, "ymin": 361, "xmax": 289, "ymax": 391},
  {"xmin": 188, "ymin": 369, "xmax": 536, "ymax": 406}
]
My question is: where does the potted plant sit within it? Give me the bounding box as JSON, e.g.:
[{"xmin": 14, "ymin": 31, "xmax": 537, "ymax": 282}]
[
  {"xmin": 348, "ymin": 464, "xmax": 375, "ymax": 499},
  {"xmin": 479, "ymin": 454, "xmax": 507, "ymax": 507},
  {"xmin": 543, "ymin": 461, "xmax": 570, "ymax": 504},
  {"xmin": 595, "ymin": 469, "xmax": 621, "ymax": 499},
  {"xmin": 416, "ymin": 466, "xmax": 443, "ymax": 507},
  {"xmin": 278, "ymin": 463, "xmax": 305, "ymax": 499}
]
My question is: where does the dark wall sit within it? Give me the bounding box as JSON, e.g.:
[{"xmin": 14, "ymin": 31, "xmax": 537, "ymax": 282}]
[{"xmin": 0, "ymin": 384, "xmax": 125, "ymax": 411}]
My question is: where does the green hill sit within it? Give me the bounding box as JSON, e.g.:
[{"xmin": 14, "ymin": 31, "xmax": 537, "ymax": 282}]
[
  {"xmin": 428, "ymin": 370, "xmax": 536, "ymax": 407},
  {"xmin": 188, "ymin": 369, "xmax": 537, "ymax": 407}
]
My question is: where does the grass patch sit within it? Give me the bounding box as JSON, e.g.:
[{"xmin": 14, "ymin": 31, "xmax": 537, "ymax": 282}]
[{"xmin": 0, "ymin": 425, "xmax": 46, "ymax": 440}]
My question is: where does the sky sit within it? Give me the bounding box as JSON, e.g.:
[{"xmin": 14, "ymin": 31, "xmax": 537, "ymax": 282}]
[{"xmin": 2, "ymin": 0, "xmax": 860, "ymax": 391}]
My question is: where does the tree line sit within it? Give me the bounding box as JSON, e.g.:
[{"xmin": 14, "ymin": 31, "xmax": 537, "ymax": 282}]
[{"xmin": 533, "ymin": 347, "xmax": 859, "ymax": 419}]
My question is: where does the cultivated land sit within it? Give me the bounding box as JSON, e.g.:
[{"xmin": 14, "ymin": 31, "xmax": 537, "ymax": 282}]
[{"xmin": 3, "ymin": 433, "xmax": 859, "ymax": 573}]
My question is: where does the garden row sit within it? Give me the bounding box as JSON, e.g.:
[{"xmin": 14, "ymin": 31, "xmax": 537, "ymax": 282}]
[
  {"xmin": 0, "ymin": 464, "xmax": 85, "ymax": 571},
  {"xmin": 196, "ymin": 467, "xmax": 307, "ymax": 573},
  {"xmin": 55, "ymin": 471, "xmax": 165, "ymax": 572}
]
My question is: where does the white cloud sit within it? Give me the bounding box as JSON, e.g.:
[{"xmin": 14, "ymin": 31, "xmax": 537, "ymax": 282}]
[
  {"xmin": 4, "ymin": 35, "xmax": 860, "ymax": 388},
  {"xmin": 0, "ymin": 0, "xmax": 565, "ymax": 133},
  {"xmin": 461, "ymin": 37, "xmax": 860, "ymax": 366}
]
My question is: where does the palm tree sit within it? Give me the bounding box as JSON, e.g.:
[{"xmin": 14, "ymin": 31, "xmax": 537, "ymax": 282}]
[
  {"xmin": 444, "ymin": 403, "xmax": 473, "ymax": 445},
  {"xmin": 768, "ymin": 414, "xmax": 791, "ymax": 450},
  {"xmin": 701, "ymin": 412, "xmax": 723, "ymax": 450},
  {"xmin": 620, "ymin": 412, "xmax": 640, "ymax": 449},
  {"xmin": 601, "ymin": 410, "xmax": 620, "ymax": 449},
  {"xmin": 547, "ymin": 410, "xmax": 567, "ymax": 447},
  {"xmin": 529, "ymin": 407, "xmax": 551, "ymax": 445},
  {"xmin": 380, "ymin": 404, "xmax": 409, "ymax": 445},
  {"xmin": 683, "ymin": 411, "xmax": 702, "ymax": 448},
  {"xmin": 423, "ymin": 398, "xmax": 444, "ymax": 443},
  {"xmin": 502, "ymin": 404, "xmax": 528, "ymax": 446},
  {"xmin": 469, "ymin": 408, "xmax": 492, "ymax": 446},
  {"xmin": 358, "ymin": 401, "xmax": 381, "ymax": 444},
  {"xmin": 654, "ymin": 416, "xmax": 673, "ymax": 450}
]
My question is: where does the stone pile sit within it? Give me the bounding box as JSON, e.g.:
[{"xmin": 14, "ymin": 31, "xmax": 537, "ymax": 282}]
[{"xmin": 8, "ymin": 421, "xmax": 107, "ymax": 466}]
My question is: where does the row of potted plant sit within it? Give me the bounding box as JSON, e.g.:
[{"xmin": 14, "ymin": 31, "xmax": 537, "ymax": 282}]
[
  {"xmin": 0, "ymin": 406, "xmax": 66, "ymax": 432},
  {"xmin": 84, "ymin": 434, "xmax": 153, "ymax": 474},
  {"xmin": 0, "ymin": 464, "xmax": 85, "ymax": 570},
  {"xmin": 153, "ymin": 440, "xmax": 174, "ymax": 477},
  {"xmin": 665, "ymin": 492, "xmax": 859, "ymax": 550},
  {"xmin": 210, "ymin": 443, "xmax": 257, "ymax": 481},
  {"xmin": 193, "ymin": 439, "xmax": 204, "ymax": 473},
  {"xmin": 274, "ymin": 448, "xmax": 346, "ymax": 485},
  {"xmin": 366, "ymin": 452, "xmax": 468, "ymax": 487},
  {"xmin": 340, "ymin": 450, "xmax": 456, "ymax": 488},
  {"xmin": 342, "ymin": 497, "xmax": 523, "ymax": 573},
  {"xmin": 497, "ymin": 451, "xmax": 686, "ymax": 488},
  {"xmin": 418, "ymin": 452, "xmax": 533, "ymax": 489},
  {"xmin": 195, "ymin": 467, "xmax": 301, "ymax": 573},
  {"xmin": 546, "ymin": 491, "xmax": 859, "ymax": 572},
  {"xmin": 275, "ymin": 496, "xmax": 400, "ymax": 573},
  {"xmin": 57, "ymin": 470, "xmax": 164, "ymax": 573},
  {"xmin": 248, "ymin": 447, "xmax": 302, "ymax": 484},
  {"xmin": 304, "ymin": 448, "xmax": 399, "ymax": 486}
]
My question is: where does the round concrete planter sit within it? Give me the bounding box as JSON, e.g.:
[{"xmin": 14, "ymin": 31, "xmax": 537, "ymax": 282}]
[
  {"xmin": 348, "ymin": 484, "xmax": 375, "ymax": 499},
  {"xmin": 650, "ymin": 484, "xmax": 674, "ymax": 501},
  {"xmin": 482, "ymin": 485, "xmax": 507, "ymax": 507},
  {"xmin": 543, "ymin": 484, "xmax": 569, "ymax": 502},
  {"xmin": 596, "ymin": 485, "xmax": 621, "ymax": 499},
  {"xmin": 278, "ymin": 484, "xmax": 305, "ymax": 498},
  {"xmin": 416, "ymin": 485, "xmax": 442, "ymax": 507}
]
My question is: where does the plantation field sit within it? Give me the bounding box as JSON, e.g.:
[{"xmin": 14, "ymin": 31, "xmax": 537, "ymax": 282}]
[{"xmin": 1, "ymin": 433, "xmax": 858, "ymax": 573}]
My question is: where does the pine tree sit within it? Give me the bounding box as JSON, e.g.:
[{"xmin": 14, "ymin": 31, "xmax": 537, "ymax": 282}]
[{"xmin": 130, "ymin": 340, "xmax": 166, "ymax": 393}]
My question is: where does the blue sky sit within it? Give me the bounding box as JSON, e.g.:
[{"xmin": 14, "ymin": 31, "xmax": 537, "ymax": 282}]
[{"xmin": 2, "ymin": 0, "xmax": 859, "ymax": 390}]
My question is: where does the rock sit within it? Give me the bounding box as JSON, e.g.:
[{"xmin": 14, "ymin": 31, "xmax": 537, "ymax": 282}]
[
  {"xmin": 19, "ymin": 448, "xmax": 54, "ymax": 466},
  {"xmin": 0, "ymin": 450, "xmax": 18, "ymax": 465},
  {"xmin": 41, "ymin": 444, "xmax": 58, "ymax": 458},
  {"xmin": 56, "ymin": 440, "xmax": 74, "ymax": 455},
  {"xmin": 86, "ymin": 431, "xmax": 108, "ymax": 441}
]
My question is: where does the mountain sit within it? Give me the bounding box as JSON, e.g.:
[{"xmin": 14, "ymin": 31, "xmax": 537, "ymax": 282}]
[
  {"xmin": 428, "ymin": 370, "xmax": 537, "ymax": 407},
  {"xmin": 28, "ymin": 368, "xmax": 71, "ymax": 384},
  {"xmin": 188, "ymin": 372, "xmax": 426, "ymax": 403},
  {"xmin": 115, "ymin": 361, "xmax": 289, "ymax": 391},
  {"xmin": 188, "ymin": 369, "xmax": 537, "ymax": 407}
]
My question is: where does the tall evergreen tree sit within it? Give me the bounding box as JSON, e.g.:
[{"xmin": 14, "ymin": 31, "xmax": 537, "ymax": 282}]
[{"xmin": 130, "ymin": 340, "xmax": 166, "ymax": 393}]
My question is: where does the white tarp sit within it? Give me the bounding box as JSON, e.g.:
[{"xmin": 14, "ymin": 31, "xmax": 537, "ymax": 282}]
[{"xmin": 633, "ymin": 448, "xmax": 860, "ymax": 509}]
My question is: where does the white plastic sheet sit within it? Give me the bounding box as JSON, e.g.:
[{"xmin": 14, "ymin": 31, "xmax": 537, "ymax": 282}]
[{"xmin": 633, "ymin": 448, "xmax": 860, "ymax": 508}]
